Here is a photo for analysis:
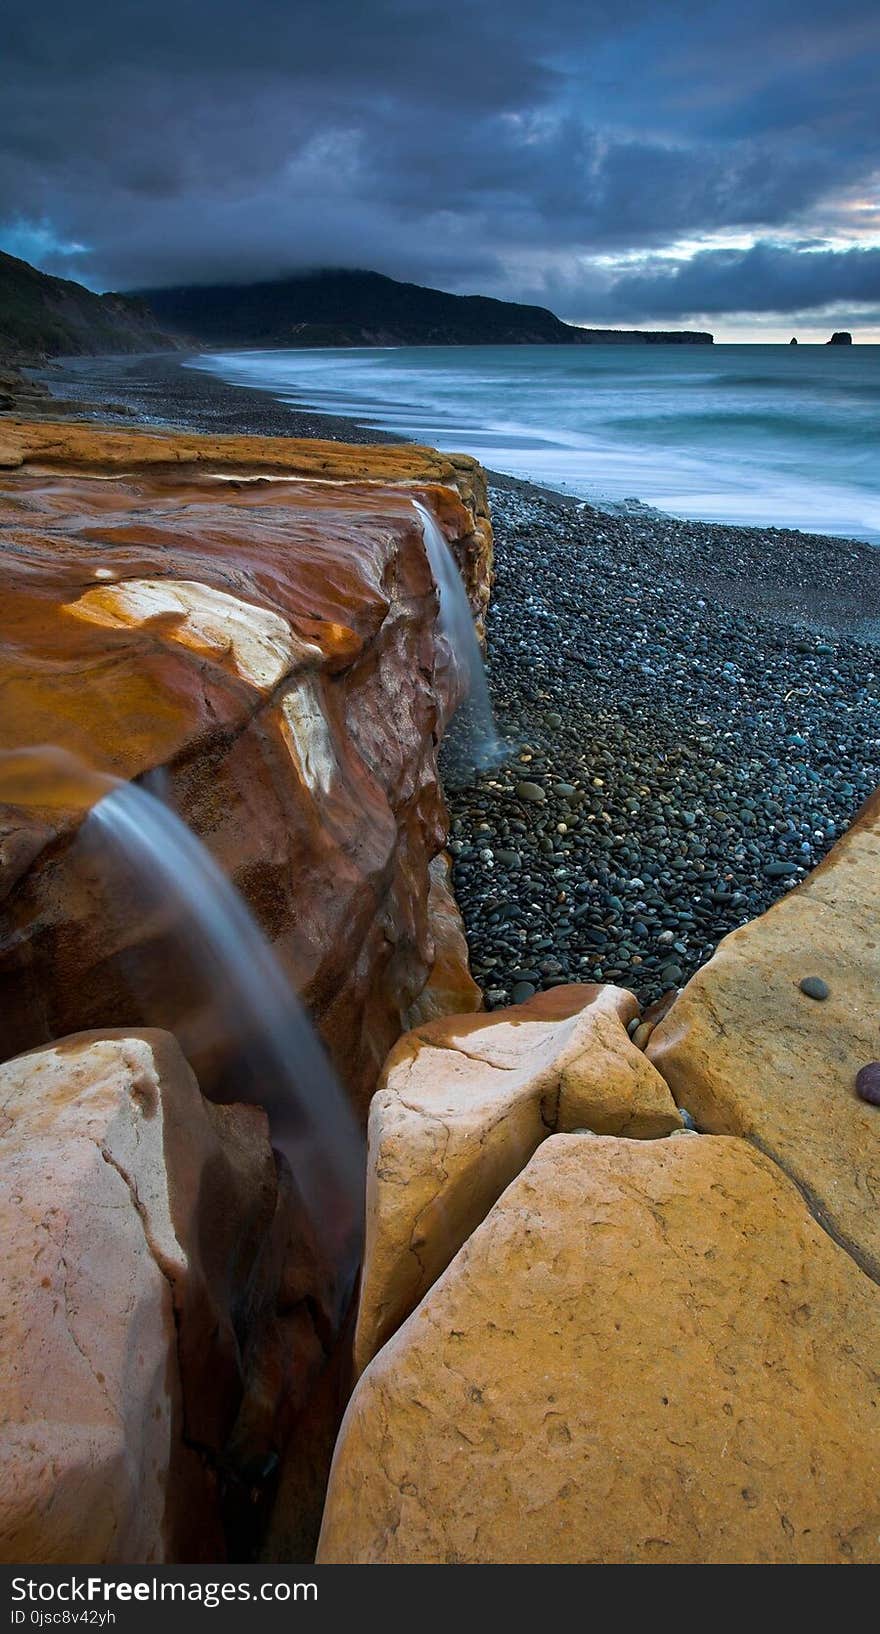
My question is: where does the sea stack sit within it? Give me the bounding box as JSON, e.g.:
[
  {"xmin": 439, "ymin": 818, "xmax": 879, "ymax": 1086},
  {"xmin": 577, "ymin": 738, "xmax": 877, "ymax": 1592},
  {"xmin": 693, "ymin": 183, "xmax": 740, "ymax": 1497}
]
[{"xmin": 827, "ymin": 331, "xmax": 853, "ymax": 345}]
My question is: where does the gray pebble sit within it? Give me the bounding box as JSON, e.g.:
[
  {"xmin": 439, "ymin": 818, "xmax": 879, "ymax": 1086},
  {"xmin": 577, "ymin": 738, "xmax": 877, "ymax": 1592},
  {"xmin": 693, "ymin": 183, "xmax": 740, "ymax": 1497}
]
[
  {"xmin": 511, "ymin": 981, "xmax": 537, "ymax": 1004},
  {"xmin": 516, "ymin": 780, "xmax": 546, "ymax": 803}
]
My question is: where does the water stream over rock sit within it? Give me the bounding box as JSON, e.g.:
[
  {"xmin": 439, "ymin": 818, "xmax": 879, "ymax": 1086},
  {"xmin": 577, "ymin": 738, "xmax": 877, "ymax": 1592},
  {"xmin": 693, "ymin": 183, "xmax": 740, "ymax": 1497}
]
[
  {"xmin": 0, "ymin": 746, "xmax": 365, "ymax": 1301},
  {"xmin": 413, "ymin": 498, "xmax": 503, "ymax": 779}
]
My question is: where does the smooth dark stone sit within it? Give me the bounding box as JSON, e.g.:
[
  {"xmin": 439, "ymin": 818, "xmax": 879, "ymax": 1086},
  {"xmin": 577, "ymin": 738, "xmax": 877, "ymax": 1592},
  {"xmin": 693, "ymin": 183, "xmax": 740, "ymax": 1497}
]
[
  {"xmin": 660, "ymin": 962, "xmax": 683, "ymax": 986},
  {"xmin": 516, "ymin": 780, "xmax": 546, "ymax": 803},
  {"xmin": 855, "ymin": 1063, "xmax": 880, "ymax": 1106},
  {"xmin": 511, "ymin": 981, "xmax": 537, "ymax": 1004},
  {"xmin": 799, "ymin": 976, "xmax": 829, "ymax": 1001}
]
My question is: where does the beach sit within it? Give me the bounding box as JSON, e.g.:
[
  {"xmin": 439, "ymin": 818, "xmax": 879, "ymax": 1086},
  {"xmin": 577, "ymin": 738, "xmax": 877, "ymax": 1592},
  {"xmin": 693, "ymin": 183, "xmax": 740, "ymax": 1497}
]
[{"xmin": 32, "ymin": 350, "xmax": 880, "ymax": 1007}]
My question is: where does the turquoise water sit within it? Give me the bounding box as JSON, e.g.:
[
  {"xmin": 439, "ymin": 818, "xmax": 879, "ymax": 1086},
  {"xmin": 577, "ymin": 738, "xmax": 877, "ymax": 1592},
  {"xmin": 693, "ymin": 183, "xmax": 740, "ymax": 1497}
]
[{"xmin": 190, "ymin": 344, "xmax": 880, "ymax": 544}]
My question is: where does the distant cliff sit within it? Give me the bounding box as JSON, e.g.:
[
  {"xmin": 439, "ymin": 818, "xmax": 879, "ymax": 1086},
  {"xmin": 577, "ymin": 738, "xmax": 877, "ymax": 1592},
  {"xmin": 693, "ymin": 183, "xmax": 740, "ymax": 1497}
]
[
  {"xmin": 136, "ymin": 269, "xmax": 714, "ymax": 348},
  {"xmin": 0, "ymin": 250, "xmax": 180, "ymax": 364}
]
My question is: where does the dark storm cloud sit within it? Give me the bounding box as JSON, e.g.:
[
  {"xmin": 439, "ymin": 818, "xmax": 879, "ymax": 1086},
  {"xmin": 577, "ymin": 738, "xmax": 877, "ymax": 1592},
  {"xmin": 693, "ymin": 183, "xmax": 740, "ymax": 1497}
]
[
  {"xmin": 1, "ymin": 0, "xmax": 878, "ymax": 321},
  {"xmin": 585, "ymin": 241, "xmax": 880, "ymax": 320}
]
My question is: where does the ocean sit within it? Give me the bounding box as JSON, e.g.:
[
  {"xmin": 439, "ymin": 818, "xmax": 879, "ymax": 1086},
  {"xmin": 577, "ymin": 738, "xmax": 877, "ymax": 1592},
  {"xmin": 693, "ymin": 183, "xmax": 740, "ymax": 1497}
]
[{"xmin": 189, "ymin": 343, "xmax": 880, "ymax": 545}]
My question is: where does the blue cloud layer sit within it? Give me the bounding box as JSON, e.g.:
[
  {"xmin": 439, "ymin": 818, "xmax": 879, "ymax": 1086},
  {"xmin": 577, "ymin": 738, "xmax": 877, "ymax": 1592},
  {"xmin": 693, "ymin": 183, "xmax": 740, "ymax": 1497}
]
[{"xmin": 1, "ymin": 0, "xmax": 878, "ymax": 322}]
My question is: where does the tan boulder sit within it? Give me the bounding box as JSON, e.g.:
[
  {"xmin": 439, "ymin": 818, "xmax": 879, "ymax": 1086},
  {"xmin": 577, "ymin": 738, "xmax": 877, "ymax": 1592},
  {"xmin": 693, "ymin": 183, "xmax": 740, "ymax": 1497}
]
[
  {"xmin": 353, "ymin": 984, "xmax": 680, "ymax": 1373},
  {"xmin": 648, "ymin": 788, "xmax": 880, "ymax": 1282},
  {"xmin": 0, "ymin": 1029, "xmax": 279, "ymax": 1564},
  {"xmin": 320, "ymin": 1134, "xmax": 880, "ymax": 1565}
]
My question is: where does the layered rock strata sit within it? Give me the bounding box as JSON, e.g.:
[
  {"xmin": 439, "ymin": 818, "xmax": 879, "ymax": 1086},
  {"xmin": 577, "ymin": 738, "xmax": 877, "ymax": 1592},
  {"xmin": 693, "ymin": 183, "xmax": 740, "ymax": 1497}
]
[{"xmin": 0, "ymin": 419, "xmax": 491, "ymax": 1112}]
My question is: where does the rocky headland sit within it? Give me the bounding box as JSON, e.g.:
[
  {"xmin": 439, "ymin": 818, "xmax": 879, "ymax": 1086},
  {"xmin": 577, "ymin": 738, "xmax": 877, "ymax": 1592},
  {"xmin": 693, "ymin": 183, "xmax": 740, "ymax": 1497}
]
[{"xmin": 134, "ymin": 267, "xmax": 714, "ymax": 348}]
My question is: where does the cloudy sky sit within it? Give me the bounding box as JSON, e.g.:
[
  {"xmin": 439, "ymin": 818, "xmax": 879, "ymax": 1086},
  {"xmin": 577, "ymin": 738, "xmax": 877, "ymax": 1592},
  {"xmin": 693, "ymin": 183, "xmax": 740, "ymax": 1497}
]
[{"xmin": 2, "ymin": 0, "xmax": 879, "ymax": 338}]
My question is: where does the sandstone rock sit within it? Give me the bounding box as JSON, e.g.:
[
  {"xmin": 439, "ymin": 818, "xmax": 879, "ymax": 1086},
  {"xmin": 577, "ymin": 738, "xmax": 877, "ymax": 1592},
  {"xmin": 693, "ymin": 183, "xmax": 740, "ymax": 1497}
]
[
  {"xmin": 0, "ymin": 420, "xmax": 492, "ymax": 1112},
  {"xmin": 0, "ymin": 1030, "xmax": 291, "ymax": 1564},
  {"xmin": 648, "ymin": 787, "xmax": 880, "ymax": 1282},
  {"xmin": 353, "ymin": 984, "xmax": 679, "ymax": 1372},
  {"xmin": 319, "ymin": 1134, "xmax": 880, "ymax": 1565},
  {"xmin": 404, "ymin": 853, "xmax": 482, "ymax": 1027}
]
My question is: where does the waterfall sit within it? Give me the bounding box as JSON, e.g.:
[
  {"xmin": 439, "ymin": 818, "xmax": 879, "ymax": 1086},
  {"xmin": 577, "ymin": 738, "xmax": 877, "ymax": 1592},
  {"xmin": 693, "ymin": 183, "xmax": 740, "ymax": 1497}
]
[
  {"xmin": 412, "ymin": 499, "xmax": 503, "ymax": 777},
  {"xmin": 0, "ymin": 747, "xmax": 364, "ymax": 1302}
]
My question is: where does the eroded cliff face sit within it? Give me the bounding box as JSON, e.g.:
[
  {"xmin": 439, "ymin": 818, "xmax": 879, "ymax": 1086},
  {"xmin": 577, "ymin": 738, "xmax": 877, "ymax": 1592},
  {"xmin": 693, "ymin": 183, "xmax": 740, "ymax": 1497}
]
[{"xmin": 0, "ymin": 419, "xmax": 490, "ymax": 1112}]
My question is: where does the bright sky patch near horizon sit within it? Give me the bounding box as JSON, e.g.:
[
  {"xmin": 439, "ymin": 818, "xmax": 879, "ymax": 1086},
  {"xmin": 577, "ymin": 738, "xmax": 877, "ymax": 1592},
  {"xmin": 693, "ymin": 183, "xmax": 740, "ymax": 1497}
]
[{"xmin": 1, "ymin": 0, "xmax": 878, "ymax": 340}]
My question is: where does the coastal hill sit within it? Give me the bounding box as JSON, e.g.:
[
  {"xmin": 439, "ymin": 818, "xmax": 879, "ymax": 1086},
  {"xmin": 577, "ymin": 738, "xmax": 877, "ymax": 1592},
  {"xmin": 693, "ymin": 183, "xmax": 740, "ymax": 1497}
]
[
  {"xmin": 136, "ymin": 267, "xmax": 714, "ymax": 348},
  {"xmin": 0, "ymin": 249, "xmax": 178, "ymax": 364}
]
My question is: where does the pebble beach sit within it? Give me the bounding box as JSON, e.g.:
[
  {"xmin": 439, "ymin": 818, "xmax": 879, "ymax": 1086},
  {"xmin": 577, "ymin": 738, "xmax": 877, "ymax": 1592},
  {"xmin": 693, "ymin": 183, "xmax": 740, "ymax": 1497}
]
[{"xmin": 449, "ymin": 476, "xmax": 880, "ymax": 1007}]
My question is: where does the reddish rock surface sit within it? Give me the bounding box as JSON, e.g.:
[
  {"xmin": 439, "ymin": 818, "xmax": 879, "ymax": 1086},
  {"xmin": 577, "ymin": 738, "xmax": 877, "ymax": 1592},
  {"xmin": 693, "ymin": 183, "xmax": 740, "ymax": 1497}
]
[{"xmin": 0, "ymin": 420, "xmax": 489, "ymax": 1112}]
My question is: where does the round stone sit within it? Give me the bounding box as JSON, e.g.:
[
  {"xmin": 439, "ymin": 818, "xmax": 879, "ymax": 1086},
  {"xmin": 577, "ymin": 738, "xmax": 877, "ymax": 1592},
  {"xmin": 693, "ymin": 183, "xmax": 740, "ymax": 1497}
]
[
  {"xmin": 799, "ymin": 976, "xmax": 829, "ymax": 1001},
  {"xmin": 855, "ymin": 1063, "xmax": 880, "ymax": 1106},
  {"xmin": 516, "ymin": 781, "xmax": 546, "ymax": 804},
  {"xmin": 511, "ymin": 981, "xmax": 537, "ymax": 1005},
  {"xmin": 660, "ymin": 962, "xmax": 683, "ymax": 987}
]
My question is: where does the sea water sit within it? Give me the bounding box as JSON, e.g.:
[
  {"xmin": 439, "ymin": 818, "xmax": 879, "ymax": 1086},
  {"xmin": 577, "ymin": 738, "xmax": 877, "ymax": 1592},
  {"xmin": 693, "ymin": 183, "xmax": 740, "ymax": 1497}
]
[{"xmin": 189, "ymin": 343, "xmax": 880, "ymax": 545}]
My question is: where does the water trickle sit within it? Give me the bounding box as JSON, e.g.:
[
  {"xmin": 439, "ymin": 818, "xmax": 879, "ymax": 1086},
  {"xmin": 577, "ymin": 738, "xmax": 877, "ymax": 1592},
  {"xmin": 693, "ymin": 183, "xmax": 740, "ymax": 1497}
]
[
  {"xmin": 0, "ymin": 746, "xmax": 364, "ymax": 1304},
  {"xmin": 412, "ymin": 499, "xmax": 503, "ymax": 779}
]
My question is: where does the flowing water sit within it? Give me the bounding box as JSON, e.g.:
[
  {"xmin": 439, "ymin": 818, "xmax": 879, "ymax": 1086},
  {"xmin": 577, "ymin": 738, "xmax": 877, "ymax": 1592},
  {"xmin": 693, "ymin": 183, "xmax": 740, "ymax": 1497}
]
[
  {"xmin": 191, "ymin": 343, "xmax": 880, "ymax": 544},
  {"xmin": 412, "ymin": 498, "xmax": 502, "ymax": 776},
  {"xmin": 0, "ymin": 747, "xmax": 364, "ymax": 1299}
]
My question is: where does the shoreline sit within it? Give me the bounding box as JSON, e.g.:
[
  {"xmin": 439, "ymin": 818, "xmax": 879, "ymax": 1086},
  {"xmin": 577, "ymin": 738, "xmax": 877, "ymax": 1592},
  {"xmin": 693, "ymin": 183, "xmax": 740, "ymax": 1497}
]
[{"xmin": 21, "ymin": 349, "xmax": 880, "ymax": 1007}]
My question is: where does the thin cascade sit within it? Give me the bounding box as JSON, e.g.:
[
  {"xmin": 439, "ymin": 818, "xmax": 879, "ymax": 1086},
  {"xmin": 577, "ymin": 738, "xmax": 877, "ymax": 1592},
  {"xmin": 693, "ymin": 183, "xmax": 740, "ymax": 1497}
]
[
  {"xmin": 0, "ymin": 746, "xmax": 365, "ymax": 1302},
  {"xmin": 412, "ymin": 498, "xmax": 503, "ymax": 779}
]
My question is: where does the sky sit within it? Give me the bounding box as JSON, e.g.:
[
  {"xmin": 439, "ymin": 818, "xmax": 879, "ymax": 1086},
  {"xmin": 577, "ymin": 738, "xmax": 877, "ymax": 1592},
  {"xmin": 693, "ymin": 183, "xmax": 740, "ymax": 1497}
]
[{"xmin": 1, "ymin": 0, "xmax": 879, "ymax": 340}]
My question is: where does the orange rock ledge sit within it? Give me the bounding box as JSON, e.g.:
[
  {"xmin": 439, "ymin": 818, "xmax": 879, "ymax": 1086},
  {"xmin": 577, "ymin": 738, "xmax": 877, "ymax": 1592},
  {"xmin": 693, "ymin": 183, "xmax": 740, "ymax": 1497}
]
[{"xmin": 0, "ymin": 418, "xmax": 490, "ymax": 1110}]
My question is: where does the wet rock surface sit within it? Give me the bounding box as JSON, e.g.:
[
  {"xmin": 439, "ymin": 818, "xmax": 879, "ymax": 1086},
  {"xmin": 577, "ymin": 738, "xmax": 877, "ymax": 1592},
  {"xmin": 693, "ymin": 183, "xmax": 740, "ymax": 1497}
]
[
  {"xmin": 447, "ymin": 479, "xmax": 880, "ymax": 1010},
  {"xmin": 0, "ymin": 419, "xmax": 491, "ymax": 1112}
]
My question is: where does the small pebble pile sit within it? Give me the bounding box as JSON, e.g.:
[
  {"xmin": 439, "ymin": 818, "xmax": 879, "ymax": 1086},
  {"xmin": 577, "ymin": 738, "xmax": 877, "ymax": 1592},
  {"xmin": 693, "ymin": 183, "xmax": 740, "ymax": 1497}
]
[{"xmin": 445, "ymin": 479, "xmax": 880, "ymax": 1009}]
